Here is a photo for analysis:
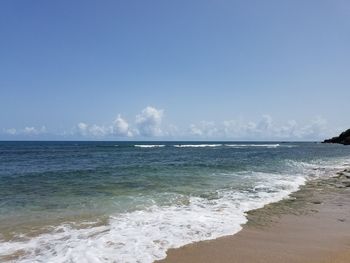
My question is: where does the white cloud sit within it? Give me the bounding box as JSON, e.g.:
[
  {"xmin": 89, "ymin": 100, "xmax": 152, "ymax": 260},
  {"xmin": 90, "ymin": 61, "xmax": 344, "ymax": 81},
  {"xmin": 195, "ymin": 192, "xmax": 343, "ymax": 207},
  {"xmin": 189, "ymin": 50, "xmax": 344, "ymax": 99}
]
[
  {"xmin": 76, "ymin": 115, "xmax": 133, "ymax": 138},
  {"xmin": 23, "ymin": 126, "xmax": 46, "ymax": 135},
  {"xmin": 293, "ymin": 116, "xmax": 328, "ymax": 139},
  {"xmin": 257, "ymin": 115, "xmax": 273, "ymax": 132},
  {"xmin": 89, "ymin": 124, "xmax": 109, "ymax": 137},
  {"xmin": 23, "ymin": 127, "xmax": 36, "ymax": 134},
  {"xmin": 163, "ymin": 124, "xmax": 180, "ymax": 137},
  {"xmin": 190, "ymin": 121, "xmax": 218, "ymax": 137},
  {"xmin": 113, "ymin": 114, "xmax": 133, "ymax": 137},
  {"xmin": 77, "ymin": 122, "xmax": 89, "ymax": 136},
  {"xmin": 223, "ymin": 119, "xmax": 254, "ymax": 138},
  {"xmin": 135, "ymin": 106, "xmax": 164, "ymax": 137},
  {"xmin": 275, "ymin": 120, "xmax": 298, "ymax": 138},
  {"xmin": 190, "ymin": 124, "xmax": 203, "ymax": 136},
  {"xmin": 189, "ymin": 115, "xmax": 331, "ymax": 140},
  {"xmin": 77, "ymin": 122, "xmax": 109, "ymax": 137},
  {"xmin": 4, "ymin": 128, "xmax": 17, "ymax": 135},
  {"xmin": 75, "ymin": 107, "xmax": 165, "ymax": 138},
  {"xmin": 2, "ymin": 126, "xmax": 47, "ymax": 136}
]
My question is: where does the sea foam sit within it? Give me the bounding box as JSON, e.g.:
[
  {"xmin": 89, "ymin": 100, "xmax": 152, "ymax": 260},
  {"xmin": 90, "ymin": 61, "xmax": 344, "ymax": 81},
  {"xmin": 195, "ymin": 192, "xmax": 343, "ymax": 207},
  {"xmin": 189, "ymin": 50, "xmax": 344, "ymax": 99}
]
[
  {"xmin": 225, "ymin": 144, "xmax": 280, "ymax": 148},
  {"xmin": 134, "ymin": 145, "xmax": 166, "ymax": 148},
  {"xmin": 0, "ymin": 173, "xmax": 306, "ymax": 263},
  {"xmin": 174, "ymin": 144, "xmax": 222, "ymax": 148},
  {"xmin": 0, "ymin": 159, "xmax": 348, "ymax": 263}
]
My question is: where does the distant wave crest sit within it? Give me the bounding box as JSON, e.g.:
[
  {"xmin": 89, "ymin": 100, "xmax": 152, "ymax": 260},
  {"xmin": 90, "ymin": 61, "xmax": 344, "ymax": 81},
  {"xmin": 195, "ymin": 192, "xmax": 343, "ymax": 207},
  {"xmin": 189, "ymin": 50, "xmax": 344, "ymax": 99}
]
[
  {"xmin": 225, "ymin": 144, "xmax": 280, "ymax": 148},
  {"xmin": 134, "ymin": 144, "xmax": 165, "ymax": 148},
  {"xmin": 174, "ymin": 144, "xmax": 222, "ymax": 148}
]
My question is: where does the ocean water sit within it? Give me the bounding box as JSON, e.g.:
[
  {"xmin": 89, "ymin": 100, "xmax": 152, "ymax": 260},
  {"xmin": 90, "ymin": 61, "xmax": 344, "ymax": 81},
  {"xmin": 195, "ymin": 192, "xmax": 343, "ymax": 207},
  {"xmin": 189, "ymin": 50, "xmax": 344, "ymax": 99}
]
[{"xmin": 0, "ymin": 141, "xmax": 349, "ymax": 262}]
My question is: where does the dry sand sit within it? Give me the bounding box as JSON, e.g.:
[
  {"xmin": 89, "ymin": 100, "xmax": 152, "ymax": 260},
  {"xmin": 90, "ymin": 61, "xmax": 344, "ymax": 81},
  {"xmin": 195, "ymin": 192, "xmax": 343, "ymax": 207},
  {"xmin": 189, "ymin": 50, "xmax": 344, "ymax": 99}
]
[{"xmin": 159, "ymin": 172, "xmax": 350, "ymax": 263}]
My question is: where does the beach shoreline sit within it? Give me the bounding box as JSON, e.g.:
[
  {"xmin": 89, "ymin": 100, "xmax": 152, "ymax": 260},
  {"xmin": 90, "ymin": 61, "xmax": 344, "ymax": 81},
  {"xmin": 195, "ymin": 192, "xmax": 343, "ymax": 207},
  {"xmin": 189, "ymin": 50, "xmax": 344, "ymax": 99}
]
[{"xmin": 159, "ymin": 170, "xmax": 350, "ymax": 263}]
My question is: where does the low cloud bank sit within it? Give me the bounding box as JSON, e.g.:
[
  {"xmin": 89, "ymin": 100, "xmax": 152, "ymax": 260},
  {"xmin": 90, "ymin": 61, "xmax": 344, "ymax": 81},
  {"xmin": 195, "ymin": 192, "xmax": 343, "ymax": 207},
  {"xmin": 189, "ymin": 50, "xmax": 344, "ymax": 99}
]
[
  {"xmin": 2, "ymin": 107, "xmax": 336, "ymax": 140},
  {"xmin": 190, "ymin": 115, "xmax": 329, "ymax": 140},
  {"xmin": 3, "ymin": 126, "xmax": 47, "ymax": 136},
  {"xmin": 73, "ymin": 106, "xmax": 163, "ymax": 139}
]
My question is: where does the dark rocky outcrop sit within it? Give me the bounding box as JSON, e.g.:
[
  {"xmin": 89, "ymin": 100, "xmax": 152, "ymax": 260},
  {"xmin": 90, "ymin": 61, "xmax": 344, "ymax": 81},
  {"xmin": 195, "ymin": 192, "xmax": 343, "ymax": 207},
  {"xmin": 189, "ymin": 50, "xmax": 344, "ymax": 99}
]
[{"xmin": 323, "ymin": 129, "xmax": 350, "ymax": 145}]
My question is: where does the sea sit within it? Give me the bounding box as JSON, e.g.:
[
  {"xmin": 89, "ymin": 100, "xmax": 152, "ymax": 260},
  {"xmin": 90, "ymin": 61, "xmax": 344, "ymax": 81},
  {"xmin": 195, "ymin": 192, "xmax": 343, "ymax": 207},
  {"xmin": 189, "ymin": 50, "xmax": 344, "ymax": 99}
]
[{"xmin": 0, "ymin": 141, "xmax": 349, "ymax": 262}]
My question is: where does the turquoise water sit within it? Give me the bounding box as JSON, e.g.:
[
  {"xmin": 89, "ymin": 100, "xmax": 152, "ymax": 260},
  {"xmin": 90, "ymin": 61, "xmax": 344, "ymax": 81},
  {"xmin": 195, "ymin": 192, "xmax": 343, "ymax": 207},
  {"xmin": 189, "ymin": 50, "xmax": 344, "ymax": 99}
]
[{"xmin": 0, "ymin": 141, "xmax": 349, "ymax": 262}]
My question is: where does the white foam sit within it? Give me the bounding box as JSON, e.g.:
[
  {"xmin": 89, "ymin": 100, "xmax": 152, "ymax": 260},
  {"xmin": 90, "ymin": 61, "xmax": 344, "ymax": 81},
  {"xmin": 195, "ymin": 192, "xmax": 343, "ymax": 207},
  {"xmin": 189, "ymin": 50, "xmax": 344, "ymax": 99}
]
[
  {"xmin": 2, "ymin": 158, "xmax": 349, "ymax": 263},
  {"xmin": 134, "ymin": 145, "xmax": 165, "ymax": 148},
  {"xmin": 0, "ymin": 171, "xmax": 308, "ymax": 263},
  {"xmin": 174, "ymin": 144, "xmax": 222, "ymax": 148},
  {"xmin": 225, "ymin": 144, "xmax": 280, "ymax": 148},
  {"xmin": 286, "ymin": 158, "xmax": 350, "ymax": 179}
]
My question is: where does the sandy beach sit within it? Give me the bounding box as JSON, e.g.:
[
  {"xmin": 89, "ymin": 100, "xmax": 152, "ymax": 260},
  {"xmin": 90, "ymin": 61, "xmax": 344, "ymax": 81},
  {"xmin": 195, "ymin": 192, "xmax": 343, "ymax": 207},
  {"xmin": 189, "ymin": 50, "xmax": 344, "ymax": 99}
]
[{"xmin": 159, "ymin": 170, "xmax": 350, "ymax": 263}]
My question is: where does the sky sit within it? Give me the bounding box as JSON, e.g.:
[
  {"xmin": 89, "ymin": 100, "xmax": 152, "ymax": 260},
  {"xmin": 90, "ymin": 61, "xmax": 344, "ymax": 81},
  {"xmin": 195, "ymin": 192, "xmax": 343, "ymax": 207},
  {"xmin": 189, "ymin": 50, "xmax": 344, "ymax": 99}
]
[{"xmin": 0, "ymin": 0, "xmax": 349, "ymax": 140}]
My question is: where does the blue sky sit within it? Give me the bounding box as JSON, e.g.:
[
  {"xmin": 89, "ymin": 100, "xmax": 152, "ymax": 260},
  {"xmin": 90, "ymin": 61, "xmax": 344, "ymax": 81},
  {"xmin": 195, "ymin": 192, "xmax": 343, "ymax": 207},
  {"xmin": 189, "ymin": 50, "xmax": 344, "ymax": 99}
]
[{"xmin": 0, "ymin": 0, "xmax": 349, "ymax": 140}]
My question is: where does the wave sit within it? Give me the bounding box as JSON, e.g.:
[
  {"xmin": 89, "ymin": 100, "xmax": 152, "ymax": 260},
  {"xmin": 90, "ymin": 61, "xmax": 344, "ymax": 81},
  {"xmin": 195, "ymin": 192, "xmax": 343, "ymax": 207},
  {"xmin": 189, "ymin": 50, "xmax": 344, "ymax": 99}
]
[
  {"xmin": 0, "ymin": 176, "xmax": 306, "ymax": 262},
  {"xmin": 173, "ymin": 144, "xmax": 285, "ymax": 148},
  {"xmin": 174, "ymin": 144, "xmax": 222, "ymax": 148},
  {"xmin": 134, "ymin": 145, "xmax": 166, "ymax": 148},
  {"xmin": 225, "ymin": 144, "xmax": 280, "ymax": 148},
  {"xmin": 286, "ymin": 158, "xmax": 350, "ymax": 179},
  {"xmin": 1, "ymin": 159, "xmax": 348, "ymax": 263}
]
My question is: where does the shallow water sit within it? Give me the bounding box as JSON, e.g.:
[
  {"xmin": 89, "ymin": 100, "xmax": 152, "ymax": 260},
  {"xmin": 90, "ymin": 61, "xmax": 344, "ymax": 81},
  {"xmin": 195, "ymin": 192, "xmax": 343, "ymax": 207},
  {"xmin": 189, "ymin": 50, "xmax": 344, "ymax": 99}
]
[{"xmin": 0, "ymin": 141, "xmax": 349, "ymax": 262}]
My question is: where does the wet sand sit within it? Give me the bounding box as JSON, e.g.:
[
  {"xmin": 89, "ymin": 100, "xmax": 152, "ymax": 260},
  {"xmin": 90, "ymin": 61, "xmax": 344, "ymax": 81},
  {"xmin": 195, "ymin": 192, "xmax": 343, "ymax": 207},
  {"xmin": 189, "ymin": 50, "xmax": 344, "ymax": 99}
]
[{"xmin": 159, "ymin": 170, "xmax": 350, "ymax": 263}]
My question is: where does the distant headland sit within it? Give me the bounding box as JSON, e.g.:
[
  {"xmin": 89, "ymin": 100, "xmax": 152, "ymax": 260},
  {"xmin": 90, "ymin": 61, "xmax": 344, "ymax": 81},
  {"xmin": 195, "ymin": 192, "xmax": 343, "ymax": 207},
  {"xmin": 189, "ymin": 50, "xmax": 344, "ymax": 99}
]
[{"xmin": 323, "ymin": 129, "xmax": 350, "ymax": 145}]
